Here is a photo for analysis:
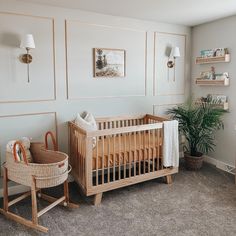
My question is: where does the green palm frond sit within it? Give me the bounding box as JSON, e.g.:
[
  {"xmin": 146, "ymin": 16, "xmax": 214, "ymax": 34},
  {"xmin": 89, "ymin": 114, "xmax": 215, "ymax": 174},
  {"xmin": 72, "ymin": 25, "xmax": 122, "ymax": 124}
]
[{"xmin": 167, "ymin": 99, "xmax": 226, "ymax": 156}]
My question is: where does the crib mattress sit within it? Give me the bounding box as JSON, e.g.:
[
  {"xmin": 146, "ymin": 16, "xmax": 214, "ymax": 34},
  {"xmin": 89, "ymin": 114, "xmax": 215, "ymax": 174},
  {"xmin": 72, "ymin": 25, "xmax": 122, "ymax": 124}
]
[{"xmin": 92, "ymin": 133, "xmax": 162, "ymax": 170}]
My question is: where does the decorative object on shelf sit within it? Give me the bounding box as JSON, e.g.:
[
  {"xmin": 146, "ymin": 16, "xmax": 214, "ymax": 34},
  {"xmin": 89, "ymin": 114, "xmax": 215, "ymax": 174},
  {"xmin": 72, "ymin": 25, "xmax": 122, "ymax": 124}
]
[
  {"xmin": 210, "ymin": 66, "xmax": 216, "ymax": 80},
  {"xmin": 20, "ymin": 34, "xmax": 35, "ymax": 83},
  {"xmin": 200, "ymin": 48, "xmax": 226, "ymax": 58},
  {"xmin": 200, "ymin": 70, "xmax": 212, "ymax": 80},
  {"xmin": 167, "ymin": 46, "xmax": 181, "ymax": 81},
  {"xmin": 214, "ymin": 48, "xmax": 225, "ymax": 57},
  {"xmin": 93, "ymin": 48, "xmax": 125, "ymax": 78},
  {"xmin": 200, "ymin": 49, "xmax": 214, "ymax": 58},
  {"xmin": 167, "ymin": 99, "xmax": 226, "ymax": 170},
  {"xmin": 197, "ymin": 94, "xmax": 229, "ymax": 110},
  {"xmin": 215, "ymin": 72, "xmax": 229, "ymax": 80},
  {"xmin": 196, "ymin": 69, "xmax": 229, "ymax": 86},
  {"xmin": 196, "ymin": 48, "xmax": 230, "ymax": 64}
]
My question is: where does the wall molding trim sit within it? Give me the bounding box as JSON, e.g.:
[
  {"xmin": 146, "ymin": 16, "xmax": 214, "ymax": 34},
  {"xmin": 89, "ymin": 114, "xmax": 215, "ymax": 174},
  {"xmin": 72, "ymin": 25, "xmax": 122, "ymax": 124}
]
[
  {"xmin": 65, "ymin": 20, "xmax": 147, "ymax": 99},
  {"xmin": 152, "ymin": 103, "xmax": 183, "ymax": 115},
  {"xmin": 0, "ymin": 12, "xmax": 56, "ymax": 103},
  {"xmin": 153, "ymin": 31, "xmax": 187, "ymax": 96}
]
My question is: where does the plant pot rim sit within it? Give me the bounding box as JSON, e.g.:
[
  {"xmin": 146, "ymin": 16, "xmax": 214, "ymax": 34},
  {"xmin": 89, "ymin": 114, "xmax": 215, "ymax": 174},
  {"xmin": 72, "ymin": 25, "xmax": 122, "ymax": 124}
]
[{"xmin": 184, "ymin": 152, "xmax": 203, "ymax": 158}]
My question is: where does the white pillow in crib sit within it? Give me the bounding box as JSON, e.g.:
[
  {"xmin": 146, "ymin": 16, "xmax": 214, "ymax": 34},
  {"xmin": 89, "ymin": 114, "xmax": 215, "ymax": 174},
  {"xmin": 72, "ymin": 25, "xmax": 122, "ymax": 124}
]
[{"xmin": 75, "ymin": 112, "xmax": 98, "ymax": 148}]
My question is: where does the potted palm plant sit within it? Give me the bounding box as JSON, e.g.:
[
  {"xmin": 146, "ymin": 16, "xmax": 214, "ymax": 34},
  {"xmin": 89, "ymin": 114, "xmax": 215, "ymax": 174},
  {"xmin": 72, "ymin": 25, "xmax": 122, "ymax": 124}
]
[{"xmin": 167, "ymin": 99, "xmax": 226, "ymax": 170}]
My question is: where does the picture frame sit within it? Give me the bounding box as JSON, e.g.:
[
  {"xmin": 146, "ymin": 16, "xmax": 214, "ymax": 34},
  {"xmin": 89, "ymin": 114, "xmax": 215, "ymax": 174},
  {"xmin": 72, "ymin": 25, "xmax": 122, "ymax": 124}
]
[
  {"xmin": 200, "ymin": 71, "xmax": 213, "ymax": 80},
  {"xmin": 214, "ymin": 48, "xmax": 225, "ymax": 57},
  {"xmin": 212, "ymin": 94, "xmax": 227, "ymax": 103},
  {"xmin": 93, "ymin": 48, "xmax": 126, "ymax": 78},
  {"xmin": 215, "ymin": 72, "xmax": 229, "ymax": 80},
  {"xmin": 200, "ymin": 49, "xmax": 214, "ymax": 58},
  {"xmin": 200, "ymin": 48, "xmax": 228, "ymax": 58}
]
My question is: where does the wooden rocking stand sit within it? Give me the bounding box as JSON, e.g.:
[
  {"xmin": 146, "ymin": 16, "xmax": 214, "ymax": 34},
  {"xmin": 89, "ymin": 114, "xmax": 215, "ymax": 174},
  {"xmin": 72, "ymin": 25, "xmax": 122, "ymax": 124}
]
[{"xmin": 0, "ymin": 131, "xmax": 78, "ymax": 233}]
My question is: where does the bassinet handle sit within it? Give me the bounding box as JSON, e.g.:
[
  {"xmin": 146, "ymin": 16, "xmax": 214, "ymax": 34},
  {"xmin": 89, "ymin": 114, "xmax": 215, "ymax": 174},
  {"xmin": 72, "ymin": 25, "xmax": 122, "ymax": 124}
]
[
  {"xmin": 13, "ymin": 141, "xmax": 28, "ymax": 165},
  {"xmin": 45, "ymin": 131, "xmax": 58, "ymax": 151}
]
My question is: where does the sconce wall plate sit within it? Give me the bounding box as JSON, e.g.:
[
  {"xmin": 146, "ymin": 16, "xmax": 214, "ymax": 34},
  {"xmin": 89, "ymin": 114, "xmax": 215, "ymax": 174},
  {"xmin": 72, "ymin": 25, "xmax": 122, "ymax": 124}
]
[
  {"xmin": 167, "ymin": 60, "xmax": 174, "ymax": 68},
  {"xmin": 20, "ymin": 53, "xmax": 33, "ymax": 64}
]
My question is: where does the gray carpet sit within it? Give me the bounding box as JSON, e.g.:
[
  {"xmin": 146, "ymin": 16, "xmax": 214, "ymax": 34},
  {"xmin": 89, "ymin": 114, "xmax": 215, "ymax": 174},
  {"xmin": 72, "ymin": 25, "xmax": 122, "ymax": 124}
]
[{"xmin": 1, "ymin": 161, "xmax": 236, "ymax": 236}]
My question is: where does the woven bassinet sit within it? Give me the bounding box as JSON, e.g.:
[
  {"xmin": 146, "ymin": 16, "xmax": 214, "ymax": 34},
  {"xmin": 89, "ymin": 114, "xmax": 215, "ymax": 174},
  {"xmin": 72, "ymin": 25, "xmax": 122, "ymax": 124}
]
[{"xmin": 5, "ymin": 141, "xmax": 70, "ymax": 189}]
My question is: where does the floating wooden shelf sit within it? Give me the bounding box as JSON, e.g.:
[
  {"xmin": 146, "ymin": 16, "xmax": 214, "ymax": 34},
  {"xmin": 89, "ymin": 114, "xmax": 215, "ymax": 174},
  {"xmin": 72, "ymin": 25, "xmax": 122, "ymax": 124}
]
[
  {"xmin": 195, "ymin": 101, "xmax": 229, "ymax": 110},
  {"xmin": 195, "ymin": 78, "xmax": 230, "ymax": 86},
  {"xmin": 196, "ymin": 54, "xmax": 230, "ymax": 64}
]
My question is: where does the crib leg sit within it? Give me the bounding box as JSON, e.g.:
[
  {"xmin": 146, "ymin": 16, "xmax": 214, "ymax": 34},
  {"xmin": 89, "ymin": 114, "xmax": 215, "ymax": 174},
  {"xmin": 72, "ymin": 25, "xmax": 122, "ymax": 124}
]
[
  {"xmin": 3, "ymin": 167, "xmax": 9, "ymax": 212},
  {"xmin": 31, "ymin": 176, "xmax": 38, "ymax": 225},
  {"xmin": 165, "ymin": 175, "xmax": 173, "ymax": 184},
  {"xmin": 94, "ymin": 193, "xmax": 103, "ymax": 206}
]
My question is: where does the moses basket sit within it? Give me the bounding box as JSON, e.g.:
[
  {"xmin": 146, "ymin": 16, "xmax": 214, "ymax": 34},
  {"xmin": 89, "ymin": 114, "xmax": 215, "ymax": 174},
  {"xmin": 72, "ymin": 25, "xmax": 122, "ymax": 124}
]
[{"xmin": 0, "ymin": 131, "xmax": 78, "ymax": 233}]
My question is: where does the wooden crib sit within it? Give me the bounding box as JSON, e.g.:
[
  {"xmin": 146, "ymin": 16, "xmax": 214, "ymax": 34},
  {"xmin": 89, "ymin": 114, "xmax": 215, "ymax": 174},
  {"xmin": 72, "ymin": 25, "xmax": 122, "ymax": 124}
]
[{"xmin": 68, "ymin": 114, "xmax": 178, "ymax": 205}]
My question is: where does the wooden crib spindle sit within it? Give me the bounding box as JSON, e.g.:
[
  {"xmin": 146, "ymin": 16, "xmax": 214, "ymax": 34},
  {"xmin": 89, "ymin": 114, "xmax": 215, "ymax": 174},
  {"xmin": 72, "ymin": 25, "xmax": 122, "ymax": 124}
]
[
  {"xmin": 152, "ymin": 129, "xmax": 155, "ymax": 172},
  {"xmin": 108, "ymin": 136, "xmax": 110, "ymax": 183},
  {"xmin": 113, "ymin": 135, "xmax": 116, "ymax": 182},
  {"xmin": 134, "ymin": 131, "xmax": 137, "ymax": 177},
  {"xmin": 96, "ymin": 137, "xmax": 99, "ymax": 186},
  {"xmin": 128, "ymin": 132, "xmax": 131, "ymax": 178},
  {"xmin": 118, "ymin": 133, "xmax": 121, "ymax": 180},
  {"xmin": 102, "ymin": 136, "xmax": 105, "ymax": 184},
  {"xmin": 138, "ymin": 131, "xmax": 141, "ymax": 175}
]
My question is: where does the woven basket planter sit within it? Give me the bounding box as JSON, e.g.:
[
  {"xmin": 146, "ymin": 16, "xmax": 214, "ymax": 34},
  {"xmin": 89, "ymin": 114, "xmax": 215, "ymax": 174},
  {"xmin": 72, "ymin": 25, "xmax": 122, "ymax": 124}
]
[{"xmin": 184, "ymin": 152, "xmax": 204, "ymax": 170}]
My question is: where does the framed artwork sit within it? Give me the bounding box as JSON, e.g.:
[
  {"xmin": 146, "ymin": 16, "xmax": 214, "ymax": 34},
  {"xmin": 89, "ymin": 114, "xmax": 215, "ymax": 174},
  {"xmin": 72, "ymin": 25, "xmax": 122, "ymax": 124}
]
[
  {"xmin": 200, "ymin": 71, "xmax": 213, "ymax": 80},
  {"xmin": 93, "ymin": 48, "xmax": 126, "ymax": 78}
]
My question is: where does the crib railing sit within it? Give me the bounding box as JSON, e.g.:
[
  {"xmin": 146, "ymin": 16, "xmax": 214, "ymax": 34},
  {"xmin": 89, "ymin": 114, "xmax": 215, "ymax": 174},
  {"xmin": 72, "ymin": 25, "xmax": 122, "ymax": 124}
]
[{"xmin": 96, "ymin": 115, "xmax": 145, "ymax": 130}]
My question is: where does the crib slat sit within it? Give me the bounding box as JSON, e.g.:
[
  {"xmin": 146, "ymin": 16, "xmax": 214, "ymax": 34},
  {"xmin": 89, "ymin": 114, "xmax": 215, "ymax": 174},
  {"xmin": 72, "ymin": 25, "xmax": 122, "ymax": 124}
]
[
  {"xmin": 102, "ymin": 136, "xmax": 105, "ymax": 184},
  {"xmin": 134, "ymin": 131, "xmax": 137, "ymax": 176},
  {"xmin": 118, "ymin": 134, "xmax": 121, "ymax": 180},
  {"xmin": 148, "ymin": 130, "xmax": 151, "ymax": 173},
  {"xmin": 108, "ymin": 136, "xmax": 110, "ymax": 183},
  {"xmin": 113, "ymin": 135, "xmax": 116, "ymax": 182},
  {"xmin": 152, "ymin": 129, "xmax": 155, "ymax": 172},
  {"xmin": 124, "ymin": 134, "xmax": 127, "ymax": 179},
  {"xmin": 143, "ymin": 130, "xmax": 146, "ymax": 174},
  {"xmin": 138, "ymin": 131, "xmax": 141, "ymax": 175},
  {"xmin": 129, "ymin": 133, "xmax": 131, "ymax": 177},
  {"xmin": 157, "ymin": 129, "xmax": 160, "ymax": 170},
  {"xmin": 161, "ymin": 129, "xmax": 163, "ymax": 169},
  {"xmin": 96, "ymin": 137, "xmax": 98, "ymax": 186}
]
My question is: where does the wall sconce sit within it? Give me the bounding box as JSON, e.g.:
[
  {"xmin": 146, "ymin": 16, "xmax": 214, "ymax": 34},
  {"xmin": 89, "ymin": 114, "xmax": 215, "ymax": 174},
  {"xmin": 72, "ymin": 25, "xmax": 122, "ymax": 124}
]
[
  {"xmin": 20, "ymin": 34, "xmax": 35, "ymax": 83},
  {"xmin": 167, "ymin": 46, "xmax": 180, "ymax": 81}
]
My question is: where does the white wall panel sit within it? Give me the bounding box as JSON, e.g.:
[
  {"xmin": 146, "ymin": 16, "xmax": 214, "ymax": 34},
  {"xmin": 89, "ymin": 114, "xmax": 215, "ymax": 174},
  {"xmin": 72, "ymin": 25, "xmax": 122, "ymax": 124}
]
[
  {"xmin": 0, "ymin": 13, "xmax": 55, "ymax": 102},
  {"xmin": 66, "ymin": 21, "xmax": 147, "ymax": 98},
  {"xmin": 153, "ymin": 104, "xmax": 180, "ymax": 117},
  {"xmin": 0, "ymin": 112, "xmax": 57, "ymax": 168},
  {"xmin": 154, "ymin": 32, "xmax": 186, "ymax": 96}
]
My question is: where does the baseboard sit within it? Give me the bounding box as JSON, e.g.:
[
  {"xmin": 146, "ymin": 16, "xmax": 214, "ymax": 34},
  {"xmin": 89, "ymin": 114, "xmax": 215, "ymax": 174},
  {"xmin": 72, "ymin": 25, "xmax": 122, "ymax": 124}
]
[{"xmin": 204, "ymin": 155, "xmax": 235, "ymax": 175}]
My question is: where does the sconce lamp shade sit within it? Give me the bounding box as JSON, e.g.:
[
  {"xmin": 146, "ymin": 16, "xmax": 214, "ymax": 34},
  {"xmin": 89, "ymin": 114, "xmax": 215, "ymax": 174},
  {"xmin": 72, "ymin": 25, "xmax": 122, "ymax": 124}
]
[
  {"xmin": 20, "ymin": 34, "xmax": 35, "ymax": 49},
  {"xmin": 170, "ymin": 46, "xmax": 180, "ymax": 58}
]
